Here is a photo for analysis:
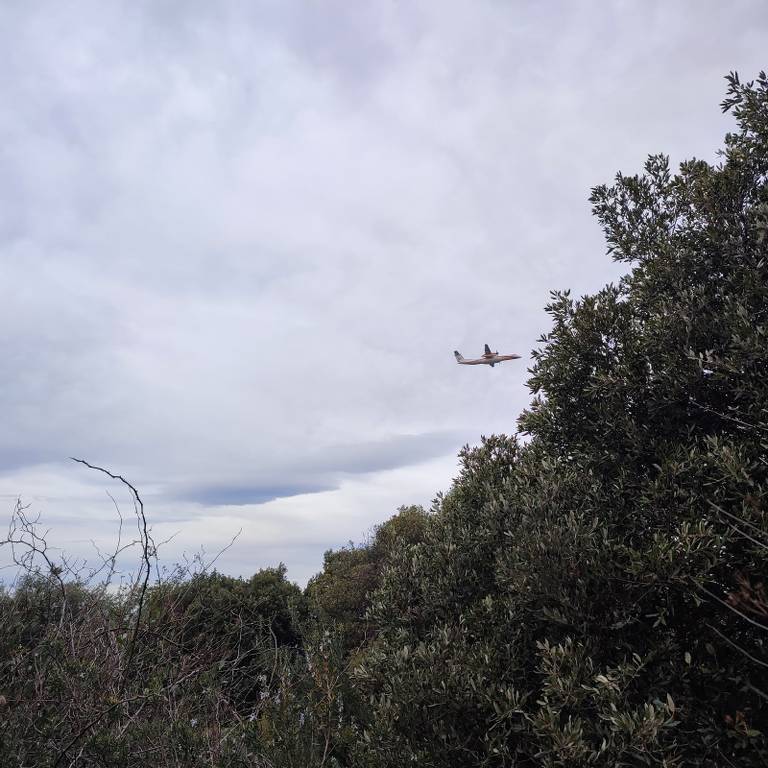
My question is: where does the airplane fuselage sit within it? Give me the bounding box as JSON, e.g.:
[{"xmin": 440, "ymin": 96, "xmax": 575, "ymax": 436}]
[
  {"xmin": 457, "ymin": 354, "xmax": 520, "ymax": 365},
  {"xmin": 454, "ymin": 348, "xmax": 521, "ymax": 367}
]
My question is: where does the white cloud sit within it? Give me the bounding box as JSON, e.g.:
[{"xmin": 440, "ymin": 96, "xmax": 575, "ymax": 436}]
[{"xmin": 1, "ymin": 0, "xmax": 765, "ymax": 584}]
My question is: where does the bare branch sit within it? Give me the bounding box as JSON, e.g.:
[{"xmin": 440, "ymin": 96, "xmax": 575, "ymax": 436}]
[{"xmin": 70, "ymin": 458, "xmax": 152, "ymax": 687}]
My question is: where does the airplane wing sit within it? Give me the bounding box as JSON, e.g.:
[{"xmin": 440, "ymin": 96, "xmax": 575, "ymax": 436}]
[{"xmin": 484, "ymin": 343, "xmax": 492, "ymax": 355}]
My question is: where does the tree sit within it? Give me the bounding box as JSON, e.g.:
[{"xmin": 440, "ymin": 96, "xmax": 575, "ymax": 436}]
[
  {"xmin": 353, "ymin": 72, "xmax": 768, "ymax": 767},
  {"xmin": 306, "ymin": 504, "xmax": 430, "ymax": 652}
]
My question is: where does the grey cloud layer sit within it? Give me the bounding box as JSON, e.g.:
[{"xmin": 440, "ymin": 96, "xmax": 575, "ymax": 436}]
[
  {"xmin": 1, "ymin": 1, "xmax": 766, "ymax": 580},
  {"xmin": 174, "ymin": 431, "xmax": 461, "ymax": 505}
]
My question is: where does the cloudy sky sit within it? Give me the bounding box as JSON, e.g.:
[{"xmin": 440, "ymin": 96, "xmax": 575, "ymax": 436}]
[{"xmin": 1, "ymin": 1, "xmax": 765, "ymax": 585}]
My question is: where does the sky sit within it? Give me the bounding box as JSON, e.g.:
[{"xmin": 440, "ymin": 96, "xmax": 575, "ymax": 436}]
[{"xmin": 1, "ymin": 0, "xmax": 766, "ymax": 586}]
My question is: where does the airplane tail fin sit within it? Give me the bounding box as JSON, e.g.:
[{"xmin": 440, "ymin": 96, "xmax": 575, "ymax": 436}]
[{"xmin": 454, "ymin": 350, "xmax": 464, "ymax": 362}]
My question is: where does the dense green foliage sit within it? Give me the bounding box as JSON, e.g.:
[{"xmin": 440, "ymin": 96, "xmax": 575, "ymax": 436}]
[
  {"xmin": 0, "ymin": 568, "xmax": 306, "ymax": 767},
  {"xmin": 1, "ymin": 72, "xmax": 767, "ymax": 766},
  {"xmin": 306, "ymin": 505, "xmax": 429, "ymax": 651},
  {"xmin": 351, "ymin": 71, "xmax": 768, "ymax": 767},
  {"xmin": 351, "ymin": 70, "xmax": 768, "ymax": 767}
]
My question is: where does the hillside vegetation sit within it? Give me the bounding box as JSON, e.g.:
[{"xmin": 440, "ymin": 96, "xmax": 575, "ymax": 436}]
[{"xmin": 2, "ymin": 72, "xmax": 767, "ymax": 767}]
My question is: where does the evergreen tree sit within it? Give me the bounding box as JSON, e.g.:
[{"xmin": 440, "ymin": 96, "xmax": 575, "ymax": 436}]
[{"xmin": 353, "ymin": 72, "xmax": 768, "ymax": 767}]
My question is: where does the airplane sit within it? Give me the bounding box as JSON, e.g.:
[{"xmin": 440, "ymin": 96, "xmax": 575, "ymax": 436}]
[{"xmin": 454, "ymin": 344, "xmax": 521, "ymax": 367}]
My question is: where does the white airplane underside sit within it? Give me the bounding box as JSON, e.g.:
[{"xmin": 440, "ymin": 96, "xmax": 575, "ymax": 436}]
[{"xmin": 454, "ymin": 343, "xmax": 521, "ymax": 367}]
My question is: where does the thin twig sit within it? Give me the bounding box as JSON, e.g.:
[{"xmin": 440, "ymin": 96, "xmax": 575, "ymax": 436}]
[
  {"xmin": 706, "ymin": 623, "xmax": 768, "ymax": 669},
  {"xmin": 70, "ymin": 458, "xmax": 152, "ymax": 688},
  {"xmin": 697, "ymin": 583, "xmax": 768, "ymax": 632},
  {"xmin": 690, "ymin": 398, "xmax": 768, "ymax": 433},
  {"xmin": 707, "ymin": 500, "xmax": 768, "ymax": 543}
]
